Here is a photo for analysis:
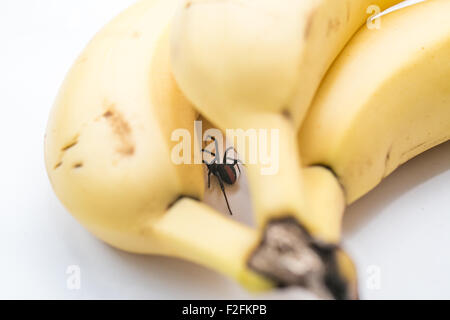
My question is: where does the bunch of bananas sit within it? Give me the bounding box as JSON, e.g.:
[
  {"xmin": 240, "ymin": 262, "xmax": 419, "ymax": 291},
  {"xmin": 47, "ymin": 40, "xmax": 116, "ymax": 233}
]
[{"xmin": 45, "ymin": 0, "xmax": 450, "ymax": 299}]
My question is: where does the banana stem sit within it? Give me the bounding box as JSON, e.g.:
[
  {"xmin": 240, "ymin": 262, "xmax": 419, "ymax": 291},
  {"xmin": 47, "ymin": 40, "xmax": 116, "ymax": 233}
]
[
  {"xmin": 228, "ymin": 114, "xmax": 346, "ymax": 243},
  {"xmin": 227, "ymin": 116, "xmax": 352, "ymax": 298},
  {"xmin": 303, "ymin": 166, "xmax": 346, "ymax": 244},
  {"xmin": 238, "ymin": 114, "xmax": 311, "ymax": 229},
  {"xmin": 151, "ymin": 198, "xmax": 274, "ymax": 292}
]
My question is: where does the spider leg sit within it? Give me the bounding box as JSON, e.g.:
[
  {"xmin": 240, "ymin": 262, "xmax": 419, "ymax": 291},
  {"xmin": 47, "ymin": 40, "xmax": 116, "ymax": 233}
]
[
  {"xmin": 203, "ymin": 159, "xmax": 215, "ymax": 166},
  {"xmin": 226, "ymin": 157, "xmax": 243, "ymax": 164},
  {"xmin": 236, "ymin": 163, "xmax": 242, "ymax": 175},
  {"xmin": 206, "ymin": 135, "xmax": 221, "ymax": 163},
  {"xmin": 216, "ymin": 174, "xmax": 233, "ymax": 216},
  {"xmin": 208, "ymin": 170, "xmax": 211, "ymax": 189},
  {"xmin": 223, "ymin": 148, "xmax": 230, "ymax": 164},
  {"xmin": 223, "ymin": 146, "xmax": 234, "ymax": 158},
  {"xmin": 201, "ymin": 149, "xmax": 216, "ymax": 157},
  {"xmin": 224, "ymin": 147, "xmax": 243, "ymax": 165},
  {"xmin": 224, "ymin": 145, "xmax": 240, "ymax": 156},
  {"xmin": 225, "ymin": 157, "xmax": 243, "ymax": 175},
  {"xmin": 202, "ymin": 160, "xmax": 214, "ymax": 189}
]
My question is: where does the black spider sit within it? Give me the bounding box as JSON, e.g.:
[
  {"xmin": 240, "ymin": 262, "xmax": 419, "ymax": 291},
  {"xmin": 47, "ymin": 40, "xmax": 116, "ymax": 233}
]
[{"xmin": 202, "ymin": 136, "xmax": 242, "ymax": 215}]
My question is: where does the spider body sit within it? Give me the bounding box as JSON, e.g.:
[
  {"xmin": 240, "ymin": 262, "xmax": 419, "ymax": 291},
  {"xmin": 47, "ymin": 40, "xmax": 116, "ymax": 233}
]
[
  {"xmin": 202, "ymin": 136, "xmax": 242, "ymax": 215},
  {"xmin": 210, "ymin": 162, "xmax": 237, "ymax": 185}
]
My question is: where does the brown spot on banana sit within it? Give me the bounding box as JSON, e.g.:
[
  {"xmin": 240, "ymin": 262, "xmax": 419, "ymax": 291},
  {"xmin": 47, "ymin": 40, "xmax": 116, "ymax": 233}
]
[
  {"xmin": 61, "ymin": 136, "xmax": 79, "ymax": 151},
  {"xmin": 102, "ymin": 102, "xmax": 135, "ymax": 156},
  {"xmin": 73, "ymin": 162, "xmax": 83, "ymax": 169},
  {"xmin": 281, "ymin": 108, "xmax": 292, "ymax": 121},
  {"xmin": 383, "ymin": 144, "xmax": 393, "ymax": 178},
  {"xmin": 327, "ymin": 18, "xmax": 341, "ymax": 37},
  {"xmin": 55, "ymin": 134, "xmax": 80, "ymax": 169},
  {"xmin": 304, "ymin": 9, "xmax": 317, "ymax": 40}
]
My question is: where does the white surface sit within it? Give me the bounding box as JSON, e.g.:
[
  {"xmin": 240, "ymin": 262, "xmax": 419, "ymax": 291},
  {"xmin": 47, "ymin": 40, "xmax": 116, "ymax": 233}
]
[{"xmin": 0, "ymin": 0, "xmax": 449, "ymax": 300}]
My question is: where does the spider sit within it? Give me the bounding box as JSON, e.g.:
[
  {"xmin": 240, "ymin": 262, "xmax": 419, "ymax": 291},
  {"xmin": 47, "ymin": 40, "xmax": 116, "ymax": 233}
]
[{"xmin": 202, "ymin": 136, "xmax": 242, "ymax": 215}]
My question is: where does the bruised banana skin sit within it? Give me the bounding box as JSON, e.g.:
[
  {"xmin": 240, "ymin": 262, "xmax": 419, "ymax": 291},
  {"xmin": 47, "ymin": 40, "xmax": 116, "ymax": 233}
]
[
  {"xmin": 45, "ymin": 0, "xmax": 272, "ymax": 292},
  {"xmin": 300, "ymin": 0, "xmax": 450, "ymax": 204},
  {"xmin": 170, "ymin": 0, "xmax": 404, "ymax": 234}
]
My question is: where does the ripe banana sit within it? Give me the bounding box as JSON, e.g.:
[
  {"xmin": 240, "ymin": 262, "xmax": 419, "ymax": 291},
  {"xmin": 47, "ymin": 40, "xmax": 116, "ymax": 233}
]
[
  {"xmin": 45, "ymin": 0, "xmax": 274, "ymax": 292},
  {"xmin": 170, "ymin": 0, "xmax": 404, "ymax": 228},
  {"xmin": 170, "ymin": 0, "xmax": 403, "ymax": 295},
  {"xmin": 45, "ymin": 0, "xmax": 359, "ymax": 299},
  {"xmin": 300, "ymin": 0, "xmax": 450, "ymax": 228}
]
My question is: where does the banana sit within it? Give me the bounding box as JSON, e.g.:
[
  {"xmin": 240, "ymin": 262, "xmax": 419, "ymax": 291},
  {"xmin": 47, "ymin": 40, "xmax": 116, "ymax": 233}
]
[
  {"xmin": 300, "ymin": 0, "xmax": 450, "ymax": 223},
  {"xmin": 169, "ymin": 0, "xmax": 403, "ymax": 295},
  {"xmin": 170, "ymin": 0, "xmax": 404, "ymax": 228},
  {"xmin": 44, "ymin": 0, "xmax": 273, "ymax": 292},
  {"xmin": 45, "ymin": 0, "xmax": 359, "ymax": 299}
]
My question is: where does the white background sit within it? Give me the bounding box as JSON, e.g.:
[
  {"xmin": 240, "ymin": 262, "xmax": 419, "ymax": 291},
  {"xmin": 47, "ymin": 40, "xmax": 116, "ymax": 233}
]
[{"xmin": 0, "ymin": 0, "xmax": 449, "ymax": 300}]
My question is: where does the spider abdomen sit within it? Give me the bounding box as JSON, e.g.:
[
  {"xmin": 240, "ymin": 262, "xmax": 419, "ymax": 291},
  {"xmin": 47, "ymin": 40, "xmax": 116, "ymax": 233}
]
[{"xmin": 218, "ymin": 164, "xmax": 237, "ymax": 185}]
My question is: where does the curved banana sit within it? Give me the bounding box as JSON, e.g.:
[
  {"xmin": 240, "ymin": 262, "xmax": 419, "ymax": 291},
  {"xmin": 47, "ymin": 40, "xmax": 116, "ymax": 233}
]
[
  {"xmin": 170, "ymin": 0, "xmax": 404, "ymax": 229},
  {"xmin": 170, "ymin": 0, "xmax": 402, "ymax": 295},
  {"xmin": 45, "ymin": 0, "xmax": 272, "ymax": 292},
  {"xmin": 300, "ymin": 0, "xmax": 450, "ymax": 222}
]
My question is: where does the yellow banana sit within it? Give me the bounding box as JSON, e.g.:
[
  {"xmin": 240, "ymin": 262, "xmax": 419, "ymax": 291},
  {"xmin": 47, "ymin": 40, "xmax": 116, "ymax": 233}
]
[
  {"xmin": 170, "ymin": 0, "xmax": 403, "ymax": 296},
  {"xmin": 46, "ymin": 0, "xmax": 442, "ymax": 297},
  {"xmin": 170, "ymin": 0, "xmax": 404, "ymax": 228},
  {"xmin": 45, "ymin": 0, "xmax": 273, "ymax": 292},
  {"xmin": 300, "ymin": 0, "xmax": 450, "ymax": 232},
  {"xmin": 45, "ymin": 0, "xmax": 359, "ymax": 299}
]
